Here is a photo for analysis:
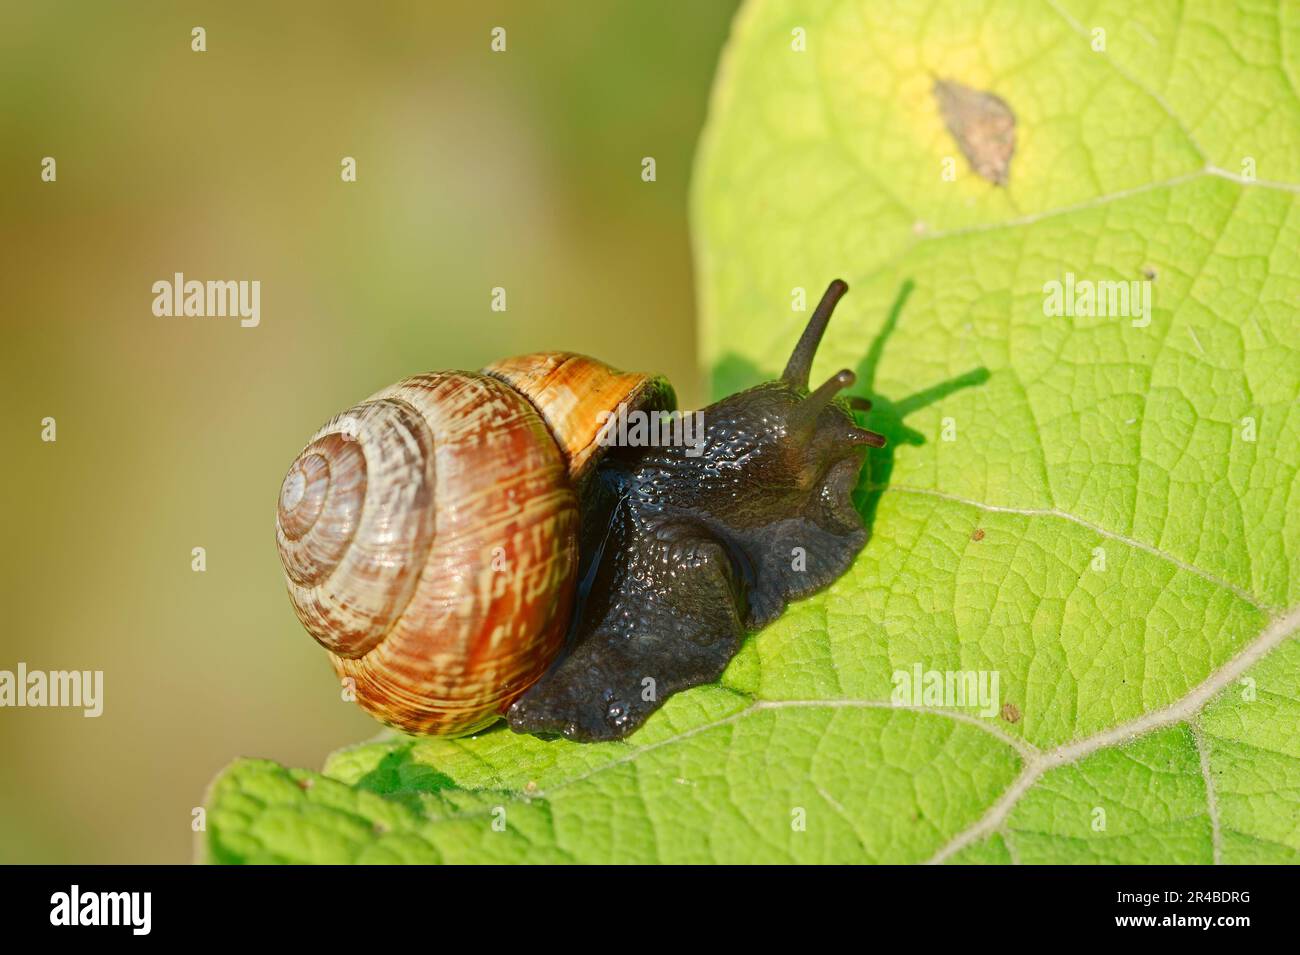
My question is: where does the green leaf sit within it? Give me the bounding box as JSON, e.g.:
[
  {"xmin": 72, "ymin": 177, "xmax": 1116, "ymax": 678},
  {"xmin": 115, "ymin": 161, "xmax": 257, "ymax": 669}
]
[{"xmin": 204, "ymin": 0, "xmax": 1300, "ymax": 863}]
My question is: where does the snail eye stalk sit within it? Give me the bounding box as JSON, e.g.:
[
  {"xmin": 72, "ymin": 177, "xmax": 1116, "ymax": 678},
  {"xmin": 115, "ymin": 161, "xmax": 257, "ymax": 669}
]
[
  {"xmin": 846, "ymin": 427, "xmax": 887, "ymax": 448},
  {"xmin": 787, "ymin": 368, "xmax": 885, "ymax": 449},
  {"xmin": 789, "ymin": 368, "xmax": 856, "ymax": 434},
  {"xmin": 783, "ymin": 278, "xmax": 849, "ymax": 389}
]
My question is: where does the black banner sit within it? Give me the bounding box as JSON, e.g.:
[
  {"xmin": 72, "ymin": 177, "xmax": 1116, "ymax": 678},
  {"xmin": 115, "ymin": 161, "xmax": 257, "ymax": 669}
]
[{"xmin": 0, "ymin": 865, "xmax": 1281, "ymax": 940}]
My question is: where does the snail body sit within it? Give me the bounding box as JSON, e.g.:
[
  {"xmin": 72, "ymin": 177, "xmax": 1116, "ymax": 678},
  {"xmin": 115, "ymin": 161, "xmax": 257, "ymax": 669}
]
[{"xmin": 276, "ymin": 280, "xmax": 883, "ymax": 741}]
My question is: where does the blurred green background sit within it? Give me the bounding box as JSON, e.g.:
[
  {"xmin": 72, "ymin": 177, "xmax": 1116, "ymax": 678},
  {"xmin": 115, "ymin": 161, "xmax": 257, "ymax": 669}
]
[{"xmin": 1, "ymin": 1, "xmax": 737, "ymax": 863}]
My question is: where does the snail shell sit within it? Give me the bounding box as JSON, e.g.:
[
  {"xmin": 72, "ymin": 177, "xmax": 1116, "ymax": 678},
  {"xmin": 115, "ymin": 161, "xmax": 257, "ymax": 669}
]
[{"xmin": 275, "ymin": 354, "xmax": 673, "ymax": 736}]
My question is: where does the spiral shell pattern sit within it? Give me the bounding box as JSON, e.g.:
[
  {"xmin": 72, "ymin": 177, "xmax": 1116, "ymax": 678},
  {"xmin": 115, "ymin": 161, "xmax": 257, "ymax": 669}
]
[{"xmin": 276, "ymin": 372, "xmax": 579, "ymax": 736}]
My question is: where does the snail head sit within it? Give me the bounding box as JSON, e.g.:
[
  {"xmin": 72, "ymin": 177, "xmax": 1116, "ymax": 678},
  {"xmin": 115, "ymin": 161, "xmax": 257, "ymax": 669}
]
[{"xmin": 677, "ymin": 279, "xmax": 886, "ymax": 534}]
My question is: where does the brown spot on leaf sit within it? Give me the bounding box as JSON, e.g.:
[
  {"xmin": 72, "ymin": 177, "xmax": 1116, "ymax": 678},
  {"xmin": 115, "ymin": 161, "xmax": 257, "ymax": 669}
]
[
  {"xmin": 295, "ymin": 777, "xmax": 314, "ymax": 790},
  {"xmin": 933, "ymin": 78, "xmax": 1017, "ymax": 186},
  {"xmin": 971, "ymin": 528, "xmax": 985, "ymax": 541},
  {"xmin": 1000, "ymin": 702, "xmax": 1021, "ymax": 723}
]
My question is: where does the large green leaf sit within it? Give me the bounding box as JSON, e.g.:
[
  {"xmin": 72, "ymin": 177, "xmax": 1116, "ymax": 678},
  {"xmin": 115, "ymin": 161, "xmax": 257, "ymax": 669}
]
[{"xmin": 203, "ymin": 0, "xmax": 1300, "ymax": 863}]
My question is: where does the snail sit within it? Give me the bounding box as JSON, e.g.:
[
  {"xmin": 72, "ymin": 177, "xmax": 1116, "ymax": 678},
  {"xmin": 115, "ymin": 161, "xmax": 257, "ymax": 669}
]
[{"xmin": 275, "ymin": 279, "xmax": 885, "ymax": 742}]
